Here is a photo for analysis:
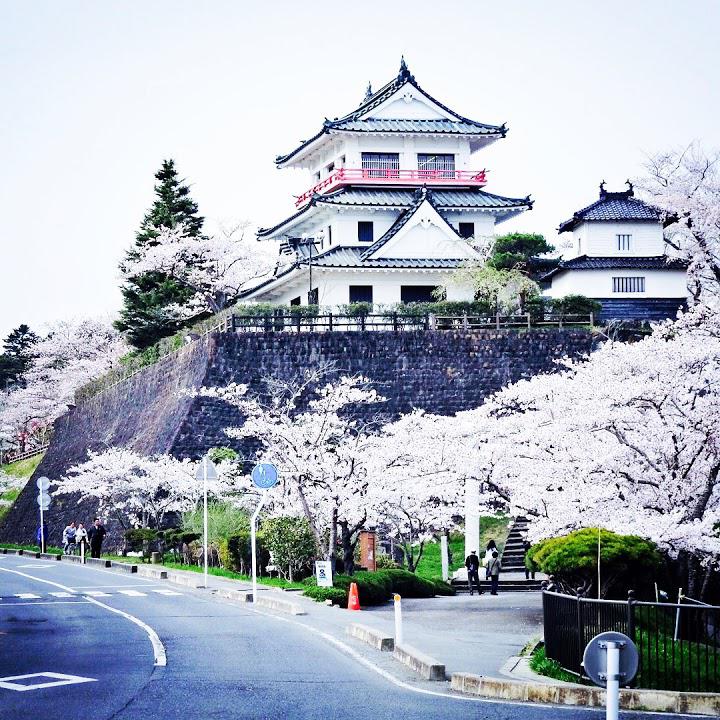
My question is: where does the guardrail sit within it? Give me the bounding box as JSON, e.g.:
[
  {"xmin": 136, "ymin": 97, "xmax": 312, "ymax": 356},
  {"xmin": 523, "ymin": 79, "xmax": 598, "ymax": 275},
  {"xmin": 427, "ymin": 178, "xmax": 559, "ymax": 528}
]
[
  {"xmin": 542, "ymin": 590, "xmax": 720, "ymax": 692},
  {"xmin": 1, "ymin": 445, "xmax": 49, "ymax": 465},
  {"xmin": 225, "ymin": 313, "xmax": 594, "ymax": 333}
]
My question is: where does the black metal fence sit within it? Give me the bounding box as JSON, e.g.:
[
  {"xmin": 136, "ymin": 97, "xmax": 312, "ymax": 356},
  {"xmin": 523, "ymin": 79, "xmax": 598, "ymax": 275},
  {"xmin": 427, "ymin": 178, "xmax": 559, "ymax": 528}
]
[
  {"xmin": 543, "ymin": 590, "xmax": 720, "ymax": 692},
  {"xmin": 224, "ymin": 313, "xmax": 594, "ymax": 334}
]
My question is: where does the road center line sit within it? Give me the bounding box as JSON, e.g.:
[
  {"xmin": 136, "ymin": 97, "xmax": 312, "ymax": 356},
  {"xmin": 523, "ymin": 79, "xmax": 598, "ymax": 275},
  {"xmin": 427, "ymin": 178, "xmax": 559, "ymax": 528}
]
[{"xmin": 0, "ymin": 566, "xmax": 166, "ymax": 666}]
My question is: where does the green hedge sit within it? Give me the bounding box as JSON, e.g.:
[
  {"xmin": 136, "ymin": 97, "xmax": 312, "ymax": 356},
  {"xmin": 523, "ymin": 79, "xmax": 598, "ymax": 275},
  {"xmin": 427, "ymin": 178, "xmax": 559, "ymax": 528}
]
[{"xmin": 303, "ymin": 568, "xmax": 455, "ymax": 606}]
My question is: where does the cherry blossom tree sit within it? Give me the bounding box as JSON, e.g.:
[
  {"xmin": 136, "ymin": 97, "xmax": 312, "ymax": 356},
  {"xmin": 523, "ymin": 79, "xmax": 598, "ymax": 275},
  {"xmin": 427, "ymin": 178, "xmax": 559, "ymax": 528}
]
[
  {"xmin": 120, "ymin": 222, "xmax": 276, "ymax": 319},
  {"xmin": 636, "ymin": 144, "xmax": 720, "ymax": 303},
  {"xmin": 0, "ymin": 318, "xmax": 126, "ymax": 453},
  {"xmin": 203, "ymin": 370, "xmax": 385, "ymax": 572},
  {"xmin": 474, "ymin": 318, "xmax": 720, "ymax": 599},
  {"xmin": 54, "ymin": 448, "xmax": 232, "ymax": 531}
]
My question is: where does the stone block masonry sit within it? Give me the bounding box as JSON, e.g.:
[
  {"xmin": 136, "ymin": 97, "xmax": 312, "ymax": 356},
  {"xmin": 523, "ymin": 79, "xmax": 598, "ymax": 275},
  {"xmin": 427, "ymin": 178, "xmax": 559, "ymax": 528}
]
[{"xmin": 0, "ymin": 329, "xmax": 595, "ymax": 545}]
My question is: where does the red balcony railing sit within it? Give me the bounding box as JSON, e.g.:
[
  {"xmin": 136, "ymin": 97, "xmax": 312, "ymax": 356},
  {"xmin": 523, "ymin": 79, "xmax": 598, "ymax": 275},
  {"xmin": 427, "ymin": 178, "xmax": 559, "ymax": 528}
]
[{"xmin": 294, "ymin": 167, "xmax": 488, "ymax": 207}]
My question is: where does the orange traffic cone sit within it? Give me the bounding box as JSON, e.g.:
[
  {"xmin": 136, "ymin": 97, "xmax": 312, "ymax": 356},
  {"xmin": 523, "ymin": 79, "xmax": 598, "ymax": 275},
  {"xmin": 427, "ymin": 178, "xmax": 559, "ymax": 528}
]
[{"xmin": 347, "ymin": 582, "xmax": 361, "ymax": 610}]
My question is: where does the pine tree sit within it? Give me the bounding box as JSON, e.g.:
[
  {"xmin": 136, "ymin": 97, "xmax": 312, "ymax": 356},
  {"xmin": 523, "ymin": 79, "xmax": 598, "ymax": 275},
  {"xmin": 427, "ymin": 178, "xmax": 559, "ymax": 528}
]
[
  {"xmin": 0, "ymin": 324, "xmax": 39, "ymax": 389},
  {"xmin": 115, "ymin": 159, "xmax": 205, "ymax": 348}
]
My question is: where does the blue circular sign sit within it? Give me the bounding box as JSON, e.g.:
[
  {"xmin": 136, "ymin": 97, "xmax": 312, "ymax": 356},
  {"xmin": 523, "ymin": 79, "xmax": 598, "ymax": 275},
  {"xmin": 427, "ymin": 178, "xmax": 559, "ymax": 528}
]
[{"xmin": 251, "ymin": 463, "xmax": 278, "ymax": 489}]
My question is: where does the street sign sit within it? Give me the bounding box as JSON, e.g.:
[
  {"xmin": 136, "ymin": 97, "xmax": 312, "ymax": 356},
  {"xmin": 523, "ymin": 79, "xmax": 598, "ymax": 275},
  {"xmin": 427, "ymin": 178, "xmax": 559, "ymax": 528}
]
[
  {"xmin": 195, "ymin": 455, "xmax": 218, "ymax": 481},
  {"xmin": 583, "ymin": 631, "xmax": 639, "ymax": 688},
  {"xmin": 36, "ymin": 492, "xmax": 50, "ymax": 511},
  {"xmin": 315, "ymin": 560, "xmax": 333, "ymax": 587},
  {"xmin": 251, "ymin": 463, "xmax": 278, "ymax": 489},
  {"xmin": 36, "ymin": 477, "xmax": 50, "ymax": 492}
]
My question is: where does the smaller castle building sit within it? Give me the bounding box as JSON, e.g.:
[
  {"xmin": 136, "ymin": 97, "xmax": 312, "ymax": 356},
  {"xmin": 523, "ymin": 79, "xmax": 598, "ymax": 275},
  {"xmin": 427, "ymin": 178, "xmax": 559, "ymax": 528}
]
[{"xmin": 542, "ymin": 183, "xmax": 688, "ymax": 321}]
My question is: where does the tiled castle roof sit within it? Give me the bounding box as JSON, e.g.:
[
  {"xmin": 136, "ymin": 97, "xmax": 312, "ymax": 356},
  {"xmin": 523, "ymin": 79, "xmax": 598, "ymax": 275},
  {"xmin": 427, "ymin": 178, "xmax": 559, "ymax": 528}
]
[
  {"xmin": 256, "ymin": 187, "xmax": 532, "ymax": 238},
  {"xmin": 276, "ymin": 59, "xmax": 505, "ymax": 166},
  {"xmin": 541, "ymin": 255, "xmax": 689, "ymax": 280},
  {"xmin": 558, "ymin": 182, "xmax": 661, "ymax": 233}
]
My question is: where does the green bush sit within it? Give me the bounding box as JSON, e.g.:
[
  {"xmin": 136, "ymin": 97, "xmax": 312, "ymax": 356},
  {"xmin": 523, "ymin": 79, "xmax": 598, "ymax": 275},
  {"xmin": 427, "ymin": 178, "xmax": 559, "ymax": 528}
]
[
  {"xmin": 303, "ymin": 586, "xmax": 348, "ymax": 606},
  {"xmin": 375, "ymin": 553, "xmax": 400, "ymax": 570},
  {"xmin": 550, "ymin": 294, "xmax": 602, "ymax": 318},
  {"xmin": 336, "ymin": 302, "xmax": 373, "ymax": 317},
  {"xmin": 261, "ymin": 516, "xmax": 317, "ymax": 582},
  {"xmin": 302, "ymin": 568, "xmax": 455, "ymax": 606},
  {"xmin": 528, "ymin": 528, "xmax": 662, "ymax": 598}
]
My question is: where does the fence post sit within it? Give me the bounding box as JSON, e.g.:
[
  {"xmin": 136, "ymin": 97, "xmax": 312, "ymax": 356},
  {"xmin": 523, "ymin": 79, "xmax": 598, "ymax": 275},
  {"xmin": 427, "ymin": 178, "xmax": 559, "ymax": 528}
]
[
  {"xmin": 590, "ymin": 311, "xmax": 594, "ymax": 328},
  {"xmin": 360, "ymin": 314, "xmax": 366, "ymax": 332},
  {"xmin": 527, "ymin": 312, "xmax": 531, "ymax": 329},
  {"xmin": 495, "ymin": 313, "xmax": 500, "ymax": 330},
  {"xmin": 627, "ymin": 589, "xmax": 636, "ymax": 639},
  {"xmin": 392, "ymin": 312, "xmax": 398, "ymax": 333},
  {"xmin": 231, "ymin": 314, "xmax": 237, "ymax": 332},
  {"xmin": 463, "ymin": 313, "xmax": 469, "ymax": 330},
  {"xmin": 559, "ymin": 315, "xmax": 563, "ymax": 329},
  {"xmin": 576, "ymin": 594, "xmax": 585, "ymax": 674},
  {"xmin": 328, "ymin": 313, "xmax": 333, "ymax": 332},
  {"xmin": 424, "ymin": 313, "xmax": 430, "ymax": 332}
]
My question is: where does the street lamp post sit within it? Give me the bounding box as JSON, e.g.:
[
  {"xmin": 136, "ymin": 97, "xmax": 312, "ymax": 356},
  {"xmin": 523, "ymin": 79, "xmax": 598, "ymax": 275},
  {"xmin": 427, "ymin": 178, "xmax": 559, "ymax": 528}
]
[{"xmin": 294, "ymin": 232, "xmax": 324, "ymax": 304}]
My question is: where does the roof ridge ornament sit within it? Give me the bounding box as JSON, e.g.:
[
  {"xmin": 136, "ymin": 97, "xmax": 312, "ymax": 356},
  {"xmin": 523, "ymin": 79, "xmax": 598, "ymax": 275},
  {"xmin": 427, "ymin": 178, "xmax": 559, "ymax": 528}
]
[
  {"xmin": 364, "ymin": 81, "xmax": 373, "ymax": 102},
  {"xmin": 625, "ymin": 179, "xmax": 634, "ymax": 196},
  {"xmin": 398, "ymin": 55, "xmax": 413, "ymax": 82},
  {"xmin": 599, "ymin": 180, "xmax": 607, "ymax": 199}
]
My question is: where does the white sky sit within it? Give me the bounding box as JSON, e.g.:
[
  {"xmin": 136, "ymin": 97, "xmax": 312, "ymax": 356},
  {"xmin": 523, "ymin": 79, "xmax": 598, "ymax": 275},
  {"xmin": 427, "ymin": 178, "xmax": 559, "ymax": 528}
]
[{"xmin": 1, "ymin": 0, "xmax": 718, "ymax": 339}]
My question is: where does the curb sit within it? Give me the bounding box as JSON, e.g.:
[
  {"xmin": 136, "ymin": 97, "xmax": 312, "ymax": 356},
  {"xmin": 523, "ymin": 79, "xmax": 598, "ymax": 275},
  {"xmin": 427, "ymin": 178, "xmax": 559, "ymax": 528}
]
[
  {"xmin": 346, "ymin": 623, "xmax": 394, "ymax": 651},
  {"xmin": 393, "ymin": 643, "xmax": 446, "ymax": 681},
  {"xmin": 255, "ymin": 594, "xmax": 306, "ymax": 616},
  {"xmin": 451, "ymin": 673, "xmax": 720, "ymax": 716}
]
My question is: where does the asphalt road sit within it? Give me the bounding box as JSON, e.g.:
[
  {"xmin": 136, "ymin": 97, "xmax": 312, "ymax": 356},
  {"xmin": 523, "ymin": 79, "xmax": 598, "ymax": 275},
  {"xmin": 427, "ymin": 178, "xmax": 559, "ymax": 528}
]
[{"xmin": 0, "ymin": 554, "xmax": 686, "ymax": 719}]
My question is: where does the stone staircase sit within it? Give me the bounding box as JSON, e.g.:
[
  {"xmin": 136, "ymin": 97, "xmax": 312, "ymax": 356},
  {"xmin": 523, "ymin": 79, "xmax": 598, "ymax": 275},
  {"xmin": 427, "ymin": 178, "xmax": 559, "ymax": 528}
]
[{"xmin": 451, "ymin": 517, "xmax": 543, "ymax": 593}]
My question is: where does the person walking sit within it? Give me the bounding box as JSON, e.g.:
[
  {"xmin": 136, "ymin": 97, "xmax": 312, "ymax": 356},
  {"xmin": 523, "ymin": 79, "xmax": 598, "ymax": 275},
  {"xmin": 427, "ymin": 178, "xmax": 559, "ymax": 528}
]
[
  {"xmin": 62, "ymin": 521, "xmax": 77, "ymax": 554},
  {"xmin": 464, "ymin": 550, "xmax": 483, "ymax": 596},
  {"xmin": 484, "ymin": 539, "xmax": 497, "ymax": 578},
  {"xmin": 522, "ymin": 538, "xmax": 535, "ymax": 580},
  {"xmin": 75, "ymin": 523, "xmax": 88, "ymax": 558},
  {"xmin": 36, "ymin": 522, "xmax": 49, "ymax": 552},
  {"xmin": 487, "ymin": 550, "xmax": 502, "ymax": 595},
  {"xmin": 87, "ymin": 518, "xmax": 107, "ymax": 559}
]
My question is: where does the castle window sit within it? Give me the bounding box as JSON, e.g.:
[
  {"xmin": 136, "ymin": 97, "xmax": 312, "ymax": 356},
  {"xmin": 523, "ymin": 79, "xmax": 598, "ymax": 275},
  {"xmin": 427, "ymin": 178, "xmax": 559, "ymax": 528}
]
[
  {"xmin": 459, "ymin": 222, "xmax": 474, "ymax": 239},
  {"xmin": 612, "ymin": 276, "xmax": 645, "ymax": 293},
  {"xmin": 361, "ymin": 152, "xmax": 399, "ymax": 178},
  {"xmin": 358, "ymin": 221, "xmax": 374, "ymax": 243},
  {"xmin": 401, "ymin": 285, "xmax": 439, "ymax": 303},
  {"xmin": 308, "ymin": 288, "xmax": 319, "ymax": 305},
  {"xmin": 327, "ymin": 226, "xmax": 332, "ymax": 246},
  {"xmin": 349, "ymin": 285, "xmax": 373, "ymax": 304},
  {"xmin": 617, "ymin": 234, "xmax": 632, "ymax": 251},
  {"xmin": 418, "ymin": 153, "xmax": 455, "ymax": 178},
  {"xmin": 290, "ymin": 296, "xmax": 301, "ymax": 306}
]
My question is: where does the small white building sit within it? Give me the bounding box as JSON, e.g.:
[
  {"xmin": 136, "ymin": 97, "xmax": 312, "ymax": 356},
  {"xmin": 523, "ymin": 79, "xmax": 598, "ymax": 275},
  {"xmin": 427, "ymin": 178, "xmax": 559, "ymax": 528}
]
[
  {"xmin": 242, "ymin": 59, "xmax": 531, "ymax": 307},
  {"xmin": 542, "ymin": 183, "xmax": 688, "ymax": 321}
]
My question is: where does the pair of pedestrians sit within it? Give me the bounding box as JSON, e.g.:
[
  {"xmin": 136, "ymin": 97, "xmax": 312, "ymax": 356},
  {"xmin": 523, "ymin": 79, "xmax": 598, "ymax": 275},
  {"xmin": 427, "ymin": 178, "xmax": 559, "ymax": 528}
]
[{"xmin": 465, "ymin": 543, "xmax": 502, "ymax": 596}]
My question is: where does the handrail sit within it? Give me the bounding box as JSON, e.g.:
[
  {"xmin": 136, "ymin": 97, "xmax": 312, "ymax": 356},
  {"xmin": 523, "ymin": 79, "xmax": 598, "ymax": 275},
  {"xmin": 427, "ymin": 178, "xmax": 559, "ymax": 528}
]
[{"xmin": 295, "ymin": 167, "xmax": 488, "ymax": 207}]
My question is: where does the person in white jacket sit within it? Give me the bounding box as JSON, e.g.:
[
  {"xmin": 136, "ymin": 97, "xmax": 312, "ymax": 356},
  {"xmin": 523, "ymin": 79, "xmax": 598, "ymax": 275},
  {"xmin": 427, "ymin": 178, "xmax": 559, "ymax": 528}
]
[
  {"xmin": 75, "ymin": 523, "xmax": 88, "ymax": 556},
  {"xmin": 62, "ymin": 522, "xmax": 77, "ymax": 554}
]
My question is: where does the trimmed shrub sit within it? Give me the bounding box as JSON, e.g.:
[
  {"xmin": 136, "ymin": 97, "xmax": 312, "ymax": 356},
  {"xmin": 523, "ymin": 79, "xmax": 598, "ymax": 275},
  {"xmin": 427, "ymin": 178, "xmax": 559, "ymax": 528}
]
[
  {"xmin": 375, "ymin": 553, "xmax": 401, "ymax": 570},
  {"xmin": 528, "ymin": 528, "xmax": 662, "ymax": 598},
  {"xmin": 551, "ymin": 294, "xmax": 602, "ymax": 318},
  {"xmin": 303, "ymin": 586, "xmax": 348, "ymax": 605}
]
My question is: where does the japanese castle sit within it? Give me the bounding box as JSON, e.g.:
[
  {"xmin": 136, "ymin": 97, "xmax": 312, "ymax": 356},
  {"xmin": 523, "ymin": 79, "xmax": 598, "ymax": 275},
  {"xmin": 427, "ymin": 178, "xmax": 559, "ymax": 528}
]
[
  {"xmin": 542, "ymin": 183, "xmax": 688, "ymax": 321},
  {"xmin": 243, "ymin": 59, "xmax": 532, "ymax": 306}
]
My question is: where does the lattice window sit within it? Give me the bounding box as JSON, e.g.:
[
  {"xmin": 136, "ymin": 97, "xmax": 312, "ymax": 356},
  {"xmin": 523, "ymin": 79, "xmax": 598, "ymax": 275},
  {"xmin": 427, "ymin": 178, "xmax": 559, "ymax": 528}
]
[{"xmin": 612, "ymin": 276, "xmax": 645, "ymax": 293}]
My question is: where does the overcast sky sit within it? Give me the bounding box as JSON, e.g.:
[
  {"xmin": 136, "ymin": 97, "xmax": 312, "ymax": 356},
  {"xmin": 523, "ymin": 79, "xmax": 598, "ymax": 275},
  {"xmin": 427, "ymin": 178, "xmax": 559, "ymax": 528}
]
[{"xmin": 1, "ymin": 0, "xmax": 717, "ymax": 339}]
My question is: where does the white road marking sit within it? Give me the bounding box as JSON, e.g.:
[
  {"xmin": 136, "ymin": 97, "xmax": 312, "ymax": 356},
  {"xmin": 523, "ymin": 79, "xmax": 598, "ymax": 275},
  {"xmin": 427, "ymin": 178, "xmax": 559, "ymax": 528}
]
[
  {"xmin": 0, "ymin": 671, "xmax": 96, "ymax": 692},
  {"xmin": 48, "ymin": 592, "xmax": 75, "ymax": 598},
  {"xmin": 72, "ymin": 583, "xmax": 157, "ymax": 589},
  {"xmin": 15, "ymin": 593, "xmax": 40, "ymax": 599},
  {"xmin": 0, "ymin": 565, "xmax": 166, "ymax": 667},
  {"xmin": 83, "ymin": 591, "xmax": 111, "ymax": 597},
  {"xmin": 117, "ymin": 590, "xmax": 146, "ymax": 597},
  {"xmin": 17, "ymin": 564, "xmax": 56, "ymax": 569},
  {"xmin": 1, "ymin": 601, "xmax": 91, "ymax": 606},
  {"xmin": 152, "ymin": 589, "xmax": 182, "ymax": 596}
]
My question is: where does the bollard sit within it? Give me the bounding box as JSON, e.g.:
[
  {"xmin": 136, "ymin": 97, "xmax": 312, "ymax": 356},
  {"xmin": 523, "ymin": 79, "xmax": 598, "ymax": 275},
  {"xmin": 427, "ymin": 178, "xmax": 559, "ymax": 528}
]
[
  {"xmin": 440, "ymin": 535, "xmax": 449, "ymax": 582},
  {"xmin": 605, "ymin": 641, "xmax": 620, "ymax": 720},
  {"xmin": 394, "ymin": 593, "xmax": 403, "ymax": 646}
]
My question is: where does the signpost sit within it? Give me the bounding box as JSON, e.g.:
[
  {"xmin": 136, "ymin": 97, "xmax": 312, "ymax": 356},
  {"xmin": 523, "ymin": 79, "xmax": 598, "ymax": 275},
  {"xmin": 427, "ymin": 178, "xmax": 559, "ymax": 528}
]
[
  {"xmin": 36, "ymin": 477, "xmax": 50, "ymax": 553},
  {"xmin": 195, "ymin": 455, "xmax": 218, "ymax": 589},
  {"xmin": 583, "ymin": 631, "xmax": 639, "ymax": 720},
  {"xmin": 250, "ymin": 463, "xmax": 278, "ymax": 601}
]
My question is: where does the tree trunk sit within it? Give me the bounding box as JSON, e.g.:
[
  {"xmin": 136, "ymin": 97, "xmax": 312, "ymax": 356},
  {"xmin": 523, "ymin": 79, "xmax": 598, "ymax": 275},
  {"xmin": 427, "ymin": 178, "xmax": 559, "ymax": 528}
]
[{"xmin": 328, "ymin": 506, "xmax": 338, "ymax": 572}]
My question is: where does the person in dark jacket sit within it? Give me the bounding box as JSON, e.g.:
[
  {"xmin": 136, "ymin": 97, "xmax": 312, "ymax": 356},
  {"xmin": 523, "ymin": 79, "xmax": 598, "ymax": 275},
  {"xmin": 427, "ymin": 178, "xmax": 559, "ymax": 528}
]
[
  {"xmin": 488, "ymin": 550, "xmax": 502, "ymax": 595},
  {"xmin": 464, "ymin": 550, "xmax": 483, "ymax": 596},
  {"xmin": 87, "ymin": 518, "xmax": 107, "ymax": 558},
  {"xmin": 522, "ymin": 538, "xmax": 536, "ymax": 580},
  {"xmin": 36, "ymin": 523, "xmax": 49, "ymax": 552}
]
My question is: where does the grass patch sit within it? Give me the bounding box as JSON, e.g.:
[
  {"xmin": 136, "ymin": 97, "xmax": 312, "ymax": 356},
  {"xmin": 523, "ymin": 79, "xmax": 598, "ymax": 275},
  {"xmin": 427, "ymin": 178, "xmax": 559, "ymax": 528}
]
[
  {"xmin": 414, "ymin": 514, "xmax": 510, "ymax": 580},
  {"xmin": 0, "ymin": 542, "xmax": 62, "ymax": 555},
  {"xmin": 529, "ymin": 645, "xmax": 584, "ymax": 684},
  {"xmin": 2, "ymin": 453, "xmax": 45, "ymax": 478}
]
